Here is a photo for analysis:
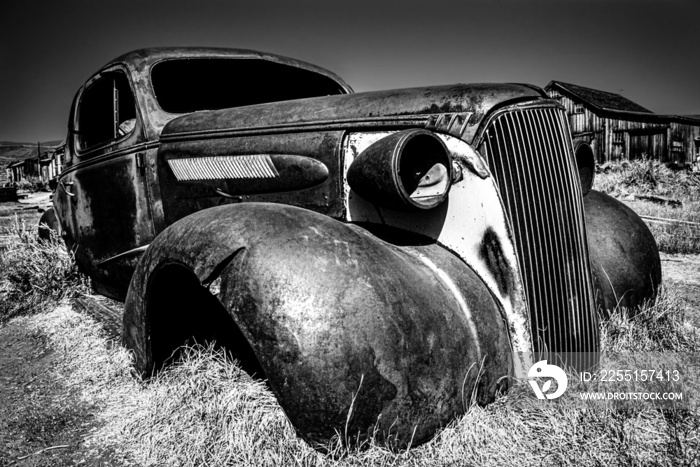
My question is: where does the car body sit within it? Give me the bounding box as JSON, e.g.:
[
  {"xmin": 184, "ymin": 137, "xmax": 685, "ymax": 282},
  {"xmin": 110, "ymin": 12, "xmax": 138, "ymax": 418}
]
[{"xmin": 52, "ymin": 47, "xmax": 661, "ymax": 449}]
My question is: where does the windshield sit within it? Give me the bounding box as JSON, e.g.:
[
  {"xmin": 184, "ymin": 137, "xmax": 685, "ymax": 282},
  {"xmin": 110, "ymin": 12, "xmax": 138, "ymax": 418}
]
[{"xmin": 150, "ymin": 58, "xmax": 347, "ymax": 114}]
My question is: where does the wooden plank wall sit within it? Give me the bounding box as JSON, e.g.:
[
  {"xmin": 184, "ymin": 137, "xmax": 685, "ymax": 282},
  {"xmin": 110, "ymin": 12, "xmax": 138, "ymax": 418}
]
[
  {"xmin": 548, "ymin": 90, "xmax": 700, "ymax": 164},
  {"xmin": 669, "ymin": 122, "xmax": 700, "ymax": 164}
]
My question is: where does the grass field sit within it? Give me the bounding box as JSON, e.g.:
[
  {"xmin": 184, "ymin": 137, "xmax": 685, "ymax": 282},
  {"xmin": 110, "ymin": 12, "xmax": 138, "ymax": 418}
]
[
  {"xmin": 0, "ymin": 165, "xmax": 699, "ymax": 466},
  {"xmin": 0, "ymin": 191, "xmax": 49, "ymax": 252},
  {"xmin": 0, "ymin": 203, "xmax": 43, "ymax": 250},
  {"xmin": 594, "ymin": 160, "xmax": 700, "ymax": 254}
]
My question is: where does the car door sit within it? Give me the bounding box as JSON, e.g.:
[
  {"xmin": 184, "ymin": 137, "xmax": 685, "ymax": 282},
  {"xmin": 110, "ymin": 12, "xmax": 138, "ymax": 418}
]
[{"xmin": 57, "ymin": 66, "xmax": 155, "ymax": 300}]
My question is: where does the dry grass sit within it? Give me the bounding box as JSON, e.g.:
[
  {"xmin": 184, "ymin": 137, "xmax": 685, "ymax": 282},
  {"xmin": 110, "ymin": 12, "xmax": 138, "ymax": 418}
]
[
  {"xmin": 628, "ymin": 202, "xmax": 700, "ymax": 255},
  {"xmin": 0, "ymin": 205, "xmax": 42, "ymax": 250},
  {"xmin": 595, "ymin": 159, "xmax": 700, "ymax": 202},
  {"xmin": 0, "ymin": 217, "xmax": 89, "ymax": 324},
  {"xmin": 594, "ymin": 159, "xmax": 700, "ymax": 254},
  {"xmin": 10, "ymin": 297, "xmax": 697, "ymax": 467},
  {"xmin": 601, "ymin": 287, "xmax": 700, "ymax": 353}
]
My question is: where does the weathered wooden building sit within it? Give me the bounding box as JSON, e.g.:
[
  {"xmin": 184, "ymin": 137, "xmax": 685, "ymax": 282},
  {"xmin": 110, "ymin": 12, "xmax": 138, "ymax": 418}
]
[
  {"xmin": 5, "ymin": 142, "xmax": 64, "ymax": 185},
  {"xmin": 545, "ymin": 81, "xmax": 700, "ymax": 164},
  {"xmin": 8, "ymin": 158, "xmax": 38, "ymax": 184},
  {"xmin": 1, "ymin": 168, "xmax": 10, "ymax": 186},
  {"xmin": 40, "ymin": 143, "xmax": 64, "ymax": 181}
]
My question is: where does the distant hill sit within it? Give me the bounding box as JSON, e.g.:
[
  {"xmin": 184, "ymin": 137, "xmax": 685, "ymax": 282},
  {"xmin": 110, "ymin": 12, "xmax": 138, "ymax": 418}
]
[
  {"xmin": 0, "ymin": 141, "xmax": 63, "ymax": 169},
  {"xmin": 0, "ymin": 141, "xmax": 63, "ymax": 148}
]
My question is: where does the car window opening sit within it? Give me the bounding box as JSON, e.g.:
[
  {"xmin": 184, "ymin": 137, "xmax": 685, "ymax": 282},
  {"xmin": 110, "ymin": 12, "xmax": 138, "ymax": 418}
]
[
  {"xmin": 77, "ymin": 71, "xmax": 136, "ymax": 151},
  {"xmin": 150, "ymin": 58, "xmax": 347, "ymax": 114}
]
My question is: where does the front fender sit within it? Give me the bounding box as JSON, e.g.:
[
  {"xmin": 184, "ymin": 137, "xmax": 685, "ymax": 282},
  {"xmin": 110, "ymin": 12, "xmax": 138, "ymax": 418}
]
[
  {"xmin": 124, "ymin": 202, "xmax": 512, "ymax": 448},
  {"xmin": 584, "ymin": 190, "xmax": 662, "ymax": 315}
]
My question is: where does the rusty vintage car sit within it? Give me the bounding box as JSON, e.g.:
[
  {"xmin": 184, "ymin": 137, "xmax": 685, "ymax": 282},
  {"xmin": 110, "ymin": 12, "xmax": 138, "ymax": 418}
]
[{"xmin": 48, "ymin": 47, "xmax": 661, "ymax": 448}]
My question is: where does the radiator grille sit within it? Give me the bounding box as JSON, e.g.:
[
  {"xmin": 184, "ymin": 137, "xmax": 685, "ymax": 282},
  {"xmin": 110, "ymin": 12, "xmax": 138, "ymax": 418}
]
[{"xmin": 478, "ymin": 106, "xmax": 598, "ymax": 364}]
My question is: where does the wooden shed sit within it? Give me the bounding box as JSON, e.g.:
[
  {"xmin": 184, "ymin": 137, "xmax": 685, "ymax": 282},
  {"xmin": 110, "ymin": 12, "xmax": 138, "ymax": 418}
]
[
  {"xmin": 4, "ymin": 141, "xmax": 65, "ymax": 185},
  {"xmin": 8, "ymin": 159, "xmax": 32, "ymax": 184},
  {"xmin": 545, "ymin": 81, "xmax": 700, "ymax": 165}
]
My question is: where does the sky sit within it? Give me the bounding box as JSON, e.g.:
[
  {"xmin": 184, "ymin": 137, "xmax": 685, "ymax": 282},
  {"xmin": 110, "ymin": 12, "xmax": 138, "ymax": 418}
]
[{"xmin": 1, "ymin": 0, "xmax": 699, "ymax": 143}]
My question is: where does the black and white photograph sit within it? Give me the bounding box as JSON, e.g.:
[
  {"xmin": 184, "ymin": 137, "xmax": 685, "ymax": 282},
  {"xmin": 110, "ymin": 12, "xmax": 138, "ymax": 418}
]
[{"xmin": 1, "ymin": 1, "xmax": 699, "ymax": 465}]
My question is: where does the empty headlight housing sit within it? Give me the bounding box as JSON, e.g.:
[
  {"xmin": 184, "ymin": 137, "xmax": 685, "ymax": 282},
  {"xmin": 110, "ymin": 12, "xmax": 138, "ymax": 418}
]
[
  {"xmin": 348, "ymin": 129, "xmax": 452, "ymax": 210},
  {"xmin": 574, "ymin": 140, "xmax": 595, "ymax": 195}
]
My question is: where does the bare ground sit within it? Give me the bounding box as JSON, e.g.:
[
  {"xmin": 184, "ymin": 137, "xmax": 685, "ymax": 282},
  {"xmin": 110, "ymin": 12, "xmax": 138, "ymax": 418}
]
[{"xmin": 0, "ymin": 316, "xmax": 99, "ymax": 466}]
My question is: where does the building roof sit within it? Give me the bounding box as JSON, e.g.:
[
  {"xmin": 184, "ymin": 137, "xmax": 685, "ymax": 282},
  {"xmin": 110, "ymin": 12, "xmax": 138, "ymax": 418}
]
[{"xmin": 546, "ymin": 81, "xmax": 653, "ymax": 114}]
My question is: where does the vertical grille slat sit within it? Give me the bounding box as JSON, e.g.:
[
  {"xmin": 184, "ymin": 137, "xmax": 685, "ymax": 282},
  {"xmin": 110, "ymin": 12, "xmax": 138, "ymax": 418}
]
[
  {"xmin": 509, "ymin": 113, "xmax": 554, "ymax": 349},
  {"xmin": 501, "ymin": 115, "xmax": 537, "ymax": 336},
  {"xmin": 479, "ymin": 106, "xmax": 599, "ymax": 365},
  {"xmin": 545, "ymin": 108, "xmax": 585, "ymax": 350},
  {"xmin": 530, "ymin": 109, "xmax": 568, "ymax": 352},
  {"xmin": 548, "ymin": 108, "xmax": 589, "ymax": 352},
  {"xmin": 529, "ymin": 110, "xmax": 567, "ymax": 352},
  {"xmin": 556, "ymin": 110, "xmax": 598, "ymax": 357},
  {"xmin": 544, "ymin": 110, "xmax": 579, "ymax": 351},
  {"xmin": 521, "ymin": 110, "xmax": 553, "ymax": 350},
  {"xmin": 509, "ymin": 113, "xmax": 546, "ymax": 347}
]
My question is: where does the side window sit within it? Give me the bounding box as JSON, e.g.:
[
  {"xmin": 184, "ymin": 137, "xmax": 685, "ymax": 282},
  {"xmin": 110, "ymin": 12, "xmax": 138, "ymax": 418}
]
[{"xmin": 77, "ymin": 71, "xmax": 136, "ymax": 151}]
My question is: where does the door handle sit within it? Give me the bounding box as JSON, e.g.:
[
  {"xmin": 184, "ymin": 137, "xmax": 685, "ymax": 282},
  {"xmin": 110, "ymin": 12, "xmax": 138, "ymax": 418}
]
[
  {"xmin": 60, "ymin": 180, "xmax": 76, "ymax": 197},
  {"xmin": 213, "ymin": 187, "xmax": 242, "ymax": 202}
]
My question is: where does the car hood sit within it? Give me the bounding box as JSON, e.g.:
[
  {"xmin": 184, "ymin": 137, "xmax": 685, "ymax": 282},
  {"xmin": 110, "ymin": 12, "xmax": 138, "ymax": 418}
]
[{"xmin": 159, "ymin": 83, "xmax": 545, "ymax": 145}]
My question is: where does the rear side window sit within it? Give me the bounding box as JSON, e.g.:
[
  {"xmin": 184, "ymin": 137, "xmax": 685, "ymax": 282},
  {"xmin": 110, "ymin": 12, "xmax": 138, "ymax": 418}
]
[
  {"xmin": 151, "ymin": 58, "xmax": 346, "ymax": 114},
  {"xmin": 77, "ymin": 71, "xmax": 136, "ymax": 151}
]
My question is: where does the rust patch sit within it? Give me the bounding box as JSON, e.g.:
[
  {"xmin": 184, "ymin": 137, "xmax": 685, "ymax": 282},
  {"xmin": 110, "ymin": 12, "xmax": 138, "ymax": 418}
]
[
  {"xmin": 421, "ymin": 102, "xmax": 466, "ymax": 114},
  {"xmin": 478, "ymin": 227, "xmax": 512, "ymax": 296}
]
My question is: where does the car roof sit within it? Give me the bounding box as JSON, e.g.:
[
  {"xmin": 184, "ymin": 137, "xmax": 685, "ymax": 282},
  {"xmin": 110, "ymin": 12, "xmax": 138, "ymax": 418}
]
[{"xmin": 100, "ymin": 47, "xmax": 353, "ymax": 93}]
